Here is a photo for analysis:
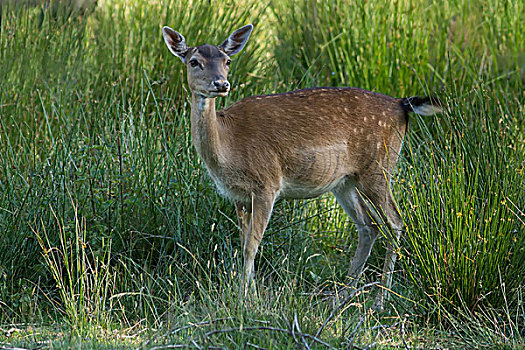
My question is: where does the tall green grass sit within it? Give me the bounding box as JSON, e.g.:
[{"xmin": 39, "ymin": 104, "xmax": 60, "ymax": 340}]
[
  {"xmin": 399, "ymin": 87, "xmax": 524, "ymax": 312},
  {"xmin": 0, "ymin": 0, "xmax": 523, "ymax": 347}
]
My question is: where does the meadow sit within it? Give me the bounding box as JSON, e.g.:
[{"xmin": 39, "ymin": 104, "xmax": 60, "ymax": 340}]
[{"xmin": 0, "ymin": 0, "xmax": 524, "ymax": 348}]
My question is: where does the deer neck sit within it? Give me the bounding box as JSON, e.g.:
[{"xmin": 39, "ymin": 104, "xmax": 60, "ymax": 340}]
[{"xmin": 190, "ymin": 94, "xmax": 223, "ymax": 169}]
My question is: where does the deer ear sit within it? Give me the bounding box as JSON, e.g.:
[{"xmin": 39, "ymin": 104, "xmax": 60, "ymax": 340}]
[
  {"xmin": 219, "ymin": 24, "xmax": 253, "ymax": 56},
  {"xmin": 162, "ymin": 26, "xmax": 188, "ymax": 62}
]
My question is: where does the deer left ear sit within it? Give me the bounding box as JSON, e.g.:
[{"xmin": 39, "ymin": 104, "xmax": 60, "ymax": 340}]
[{"xmin": 219, "ymin": 24, "xmax": 253, "ymax": 56}]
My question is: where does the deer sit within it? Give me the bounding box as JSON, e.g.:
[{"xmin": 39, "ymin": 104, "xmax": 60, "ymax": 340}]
[{"xmin": 162, "ymin": 24, "xmax": 441, "ymax": 309}]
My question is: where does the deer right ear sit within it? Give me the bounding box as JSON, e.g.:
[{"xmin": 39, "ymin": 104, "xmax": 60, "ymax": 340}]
[{"xmin": 162, "ymin": 26, "xmax": 188, "ymax": 62}]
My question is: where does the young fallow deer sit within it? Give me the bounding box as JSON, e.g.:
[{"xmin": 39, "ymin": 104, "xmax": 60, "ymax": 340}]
[{"xmin": 162, "ymin": 24, "xmax": 441, "ymax": 309}]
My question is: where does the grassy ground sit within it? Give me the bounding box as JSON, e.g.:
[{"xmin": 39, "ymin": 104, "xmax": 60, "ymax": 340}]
[{"xmin": 0, "ymin": 0, "xmax": 524, "ymax": 348}]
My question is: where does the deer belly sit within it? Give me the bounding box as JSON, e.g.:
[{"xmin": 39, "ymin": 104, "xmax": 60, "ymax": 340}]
[
  {"xmin": 279, "ymin": 146, "xmax": 351, "ymax": 199},
  {"xmin": 279, "ymin": 176, "xmax": 346, "ymax": 199}
]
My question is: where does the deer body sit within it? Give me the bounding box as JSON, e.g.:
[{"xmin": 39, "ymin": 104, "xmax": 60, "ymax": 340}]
[
  {"xmin": 163, "ymin": 24, "xmax": 441, "ymax": 309},
  {"xmin": 194, "ymin": 88, "xmax": 406, "ymax": 203}
]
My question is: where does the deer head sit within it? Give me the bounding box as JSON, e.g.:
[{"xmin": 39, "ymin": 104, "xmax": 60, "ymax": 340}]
[{"xmin": 162, "ymin": 24, "xmax": 253, "ymax": 98}]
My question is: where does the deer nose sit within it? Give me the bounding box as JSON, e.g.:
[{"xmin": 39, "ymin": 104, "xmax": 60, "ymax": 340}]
[{"xmin": 213, "ymin": 80, "xmax": 230, "ymax": 91}]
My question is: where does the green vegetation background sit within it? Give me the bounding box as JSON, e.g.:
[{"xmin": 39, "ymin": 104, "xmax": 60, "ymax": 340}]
[{"xmin": 0, "ymin": 0, "xmax": 523, "ymax": 348}]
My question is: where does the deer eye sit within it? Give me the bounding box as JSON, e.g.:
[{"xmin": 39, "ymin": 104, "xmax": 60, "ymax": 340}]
[
  {"xmin": 226, "ymin": 59, "xmax": 231, "ymax": 66},
  {"xmin": 189, "ymin": 59, "xmax": 199, "ymax": 68}
]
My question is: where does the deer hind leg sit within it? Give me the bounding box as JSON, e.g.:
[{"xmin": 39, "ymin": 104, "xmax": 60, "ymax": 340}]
[
  {"xmin": 375, "ymin": 193, "xmax": 403, "ymax": 310},
  {"xmin": 240, "ymin": 192, "xmax": 275, "ymax": 298},
  {"xmin": 357, "ymin": 175, "xmax": 404, "ymax": 310},
  {"xmin": 333, "ymin": 181, "xmax": 380, "ymax": 288}
]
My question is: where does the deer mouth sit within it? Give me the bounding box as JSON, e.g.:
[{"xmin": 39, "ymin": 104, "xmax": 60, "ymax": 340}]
[
  {"xmin": 196, "ymin": 88, "xmax": 229, "ymax": 98},
  {"xmin": 208, "ymin": 89, "xmax": 229, "ymax": 97}
]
